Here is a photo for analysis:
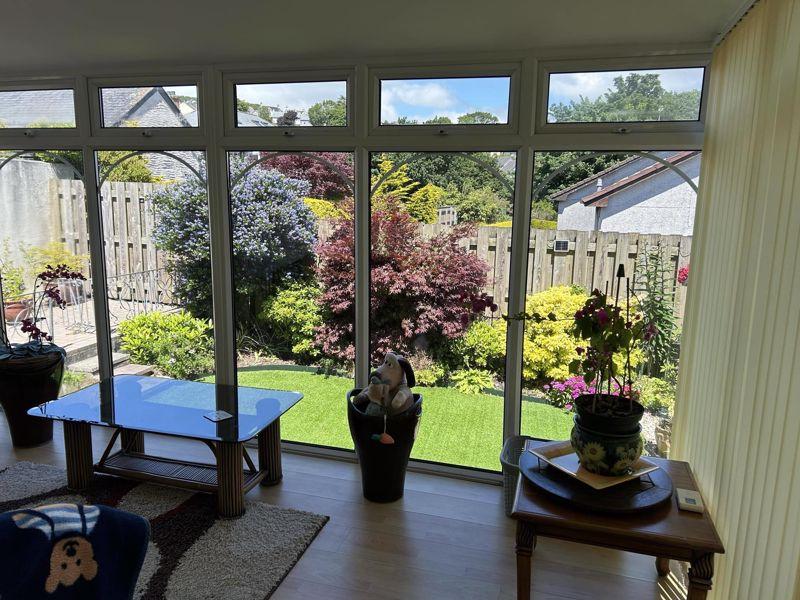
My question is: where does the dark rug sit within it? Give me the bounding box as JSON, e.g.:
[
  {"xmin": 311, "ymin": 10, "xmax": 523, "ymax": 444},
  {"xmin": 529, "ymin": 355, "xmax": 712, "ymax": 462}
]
[{"xmin": 0, "ymin": 462, "xmax": 328, "ymax": 600}]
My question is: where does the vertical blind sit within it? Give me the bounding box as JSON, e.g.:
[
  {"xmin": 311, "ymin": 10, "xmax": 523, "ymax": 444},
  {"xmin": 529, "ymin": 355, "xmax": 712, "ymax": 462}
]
[{"xmin": 672, "ymin": 0, "xmax": 800, "ymax": 598}]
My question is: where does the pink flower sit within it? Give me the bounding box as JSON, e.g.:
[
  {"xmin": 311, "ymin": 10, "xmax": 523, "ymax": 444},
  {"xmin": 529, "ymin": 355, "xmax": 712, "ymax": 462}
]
[{"xmin": 678, "ymin": 264, "xmax": 690, "ymax": 285}]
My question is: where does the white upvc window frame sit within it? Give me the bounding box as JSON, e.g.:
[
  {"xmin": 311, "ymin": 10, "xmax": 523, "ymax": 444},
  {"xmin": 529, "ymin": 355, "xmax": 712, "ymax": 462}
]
[
  {"xmin": 0, "ymin": 78, "xmax": 81, "ymax": 139},
  {"xmin": 222, "ymin": 68, "xmax": 355, "ymax": 139},
  {"xmin": 0, "ymin": 47, "xmax": 712, "ymax": 483},
  {"xmin": 88, "ymin": 73, "xmax": 207, "ymax": 139},
  {"xmin": 535, "ymin": 54, "xmax": 711, "ymax": 135},
  {"xmin": 369, "ymin": 63, "xmax": 520, "ymax": 136}
]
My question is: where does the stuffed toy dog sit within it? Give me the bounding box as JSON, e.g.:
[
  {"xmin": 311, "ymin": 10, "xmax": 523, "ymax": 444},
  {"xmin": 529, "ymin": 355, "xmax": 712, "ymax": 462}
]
[{"xmin": 354, "ymin": 352, "xmax": 415, "ymax": 417}]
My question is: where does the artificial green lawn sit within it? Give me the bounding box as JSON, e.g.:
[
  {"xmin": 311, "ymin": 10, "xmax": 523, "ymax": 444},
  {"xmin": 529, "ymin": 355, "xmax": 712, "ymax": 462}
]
[{"xmin": 223, "ymin": 366, "xmax": 573, "ymax": 471}]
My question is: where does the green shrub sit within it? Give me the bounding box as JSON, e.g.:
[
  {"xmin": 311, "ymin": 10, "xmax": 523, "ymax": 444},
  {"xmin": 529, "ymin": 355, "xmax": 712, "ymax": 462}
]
[
  {"xmin": 451, "ymin": 368, "xmax": 494, "ymax": 394},
  {"xmin": 450, "ymin": 319, "xmax": 506, "ymax": 377},
  {"xmin": 416, "ymin": 363, "xmax": 446, "ymax": 387},
  {"xmin": 522, "ymin": 286, "xmax": 589, "ymax": 383},
  {"xmin": 635, "ymin": 375, "xmax": 676, "ymax": 414},
  {"xmin": 258, "ymin": 282, "xmax": 323, "ymax": 362},
  {"xmin": 118, "ymin": 311, "xmax": 214, "ymax": 379}
]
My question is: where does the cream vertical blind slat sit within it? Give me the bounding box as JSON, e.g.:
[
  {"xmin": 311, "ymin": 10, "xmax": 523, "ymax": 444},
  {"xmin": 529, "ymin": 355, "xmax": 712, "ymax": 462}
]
[{"xmin": 672, "ymin": 0, "xmax": 800, "ymax": 598}]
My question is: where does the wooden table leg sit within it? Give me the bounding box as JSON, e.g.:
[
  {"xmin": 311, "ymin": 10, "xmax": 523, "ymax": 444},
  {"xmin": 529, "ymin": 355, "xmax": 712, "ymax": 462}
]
[
  {"xmin": 516, "ymin": 520, "xmax": 536, "ymax": 600},
  {"xmin": 258, "ymin": 419, "xmax": 282, "ymax": 486},
  {"xmin": 656, "ymin": 557, "xmax": 671, "ymax": 577},
  {"xmin": 64, "ymin": 421, "xmax": 93, "ymax": 491},
  {"xmin": 687, "ymin": 553, "xmax": 714, "ymax": 599},
  {"xmin": 217, "ymin": 441, "xmax": 245, "ymax": 518},
  {"xmin": 121, "ymin": 429, "xmax": 144, "ymax": 453}
]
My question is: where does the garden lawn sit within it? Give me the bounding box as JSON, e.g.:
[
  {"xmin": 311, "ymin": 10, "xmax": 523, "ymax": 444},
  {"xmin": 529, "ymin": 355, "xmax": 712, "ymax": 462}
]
[{"xmin": 221, "ymin": 366, "xmax": 573, "ymax": 471}]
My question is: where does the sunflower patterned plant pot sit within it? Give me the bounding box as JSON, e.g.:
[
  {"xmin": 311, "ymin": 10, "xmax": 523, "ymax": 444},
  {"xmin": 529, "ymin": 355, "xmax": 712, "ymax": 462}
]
[{"xmin": 570, "ymin": 417, "xmax": 644, "ymax": 476}]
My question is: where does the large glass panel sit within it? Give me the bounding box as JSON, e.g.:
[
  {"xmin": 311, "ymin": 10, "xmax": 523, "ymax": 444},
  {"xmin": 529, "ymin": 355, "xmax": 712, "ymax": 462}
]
[
  {"xmin": 97, "ymin": 150, "xmax": 214, "ymax": 382},
  {"xmin": 522, "ymin": 150, "xmax": 700, "ymax": 457},
  {"xmin": 227, "ymin": 151, "xmax": 355, "ymax": 449},
  {"xmin": 0, "ymin": 149, "xmax": 96, "ymax": 393},
  {"xmin": 234, "ymin": 82, "xmax": 348, "ymax": 127},
  {"xmin": 369, "ymin": 151, "xmax": 515, "ymax": 471},
  {"xmin": 380, "ymin": 77, "xmax": 511, "ymax": 125},
  {"xmin": 547, "ymin": 67, "xmax": 705, "ymax": 123},
  {"xmin": 99, "ymin": 86, "xmax": 199, "ymax": 128},
  {"xmin": 0, "ymin": 89, "xmax": 76, "ymax": 128}
]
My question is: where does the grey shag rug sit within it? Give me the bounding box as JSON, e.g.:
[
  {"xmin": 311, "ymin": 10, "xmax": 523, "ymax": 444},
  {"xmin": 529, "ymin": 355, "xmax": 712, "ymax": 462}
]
[{"xmin": 0, "ymin": 462, "xmax": 328, "ymax": 599}]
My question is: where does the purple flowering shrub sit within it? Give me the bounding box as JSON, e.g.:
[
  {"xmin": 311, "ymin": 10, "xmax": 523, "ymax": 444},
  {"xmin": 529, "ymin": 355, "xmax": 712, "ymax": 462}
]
[
  {"xmin": 151, "ymin": 161, "xmax": 316, "ymax": 320},
  {"xmin": 543, "ymin": 376, "xmax": 634, "ymax": 410}
]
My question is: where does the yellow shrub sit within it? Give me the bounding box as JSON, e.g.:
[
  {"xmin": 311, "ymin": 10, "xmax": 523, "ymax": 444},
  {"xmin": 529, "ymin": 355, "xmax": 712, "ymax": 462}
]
[{"xmin": 304, "ymin": 197, "xmax": 346, "ymax": 220}]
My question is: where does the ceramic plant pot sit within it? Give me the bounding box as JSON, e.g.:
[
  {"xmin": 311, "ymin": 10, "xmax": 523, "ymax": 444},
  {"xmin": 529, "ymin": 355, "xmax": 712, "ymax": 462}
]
[
  {"xmin": 571, "ymin": 417, "xmax": 644, "ymax": 476},
  {"xmin": 0, "ymin": 352, "xmax": 64, "ymax": 447},
  {"xmin": 347, "ymin": 389, "xmax": 422, "ymax": 502}
]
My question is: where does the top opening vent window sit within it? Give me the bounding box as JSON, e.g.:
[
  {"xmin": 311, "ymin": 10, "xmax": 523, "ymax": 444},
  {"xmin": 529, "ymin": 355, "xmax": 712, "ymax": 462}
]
[
  {"xmin": 99, "ymin": 85, "xmax": 199, "ymax": 128},
  {"xmin": 234, "ymin": 81, "xmax": 348, "ymax": 127},
  {"xmin": 0, "ymin": 89, "xmax": 76, "ymax": 128},
  {"xmin": 547, "ymin": 67, "xmax": 705, "ymax": 124},
  {"xmin": 379, "ymin": 76, "xmax": 510, "ymax": 126}
]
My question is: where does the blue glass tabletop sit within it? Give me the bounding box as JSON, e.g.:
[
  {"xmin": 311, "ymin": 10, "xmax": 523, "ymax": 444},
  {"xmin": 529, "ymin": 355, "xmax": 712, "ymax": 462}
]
[{"xmin": 27, "ymin": 375, "xmax": 303, "ymax": 443}]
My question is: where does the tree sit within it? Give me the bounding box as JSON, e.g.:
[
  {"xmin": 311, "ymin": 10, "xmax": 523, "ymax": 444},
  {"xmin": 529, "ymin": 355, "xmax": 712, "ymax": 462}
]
[
  {"xmin": 424, "ymin": 115, "xmax": 453, "ymax": 125},
  {"xmin": 532, "ymin": 151, "xmax": 627, "ymax": 205},
  {"xmin": 276, "ymin": 110, "xmax": 298, "ymax": 127},
  {"xmin": 308, "ymin": 97, "xmax": 346, "ymax": 126},
  {"xmin": 385, "ymin": 152, "xmax": 513, "ymax": 198},
  {"xmin": 549, "ymin": 73, "xmax": 700, "ymax": 123},
  {"xmin": 236, "ymin": 99, "xmax": 272, "ymax": 123},
  {"xmin": 261, "ymin": 152, "xmax": 354, "ymax": 200},
  {"xmin": 371, "ymin": 159, "xmax": 421, "ymax": 204},
  {"xmin": 315, "ymin": 198, "xmax": 491, "ymax": 363},
  {"xmin": 150, "ymin": 162, "xmax": 316, "ymax": 320},
  {"xmin": 446, "ymin": 185, "xmax": 509, "ymax": 223},
  {"xmin": 457, "ymin": 111, "xmax": 499, "ymax": 124},
  {"xmin": 406, "ymin": 183, "xmax": 444, "ymax": 223}
]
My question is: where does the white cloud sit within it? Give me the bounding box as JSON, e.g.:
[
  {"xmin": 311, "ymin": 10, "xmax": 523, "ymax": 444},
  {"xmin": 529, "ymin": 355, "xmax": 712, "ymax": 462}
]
[
  {"xmin": 381, "ymin": 81, "xmax": 458, "ymax": 123},
  {"xmin": 236, "ymin": 81, "xmax": 346, "ymax": 111},
  {"xmin": 548, "ymin": 68, "xmax": 704, "ymax": 103}
]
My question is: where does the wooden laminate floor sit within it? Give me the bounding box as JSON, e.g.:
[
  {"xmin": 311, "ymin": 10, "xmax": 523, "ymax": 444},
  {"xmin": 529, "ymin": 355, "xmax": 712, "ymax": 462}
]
[{"xmin": 0, "ymin": 420, "xmax": 688, "ymax": 600}]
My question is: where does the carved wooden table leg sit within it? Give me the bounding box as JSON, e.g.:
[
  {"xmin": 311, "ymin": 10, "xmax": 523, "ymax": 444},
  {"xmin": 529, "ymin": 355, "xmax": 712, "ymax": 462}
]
[
  {"xmin": 516, "ymin": 520, "xmax": 536, "ymax": 600},
  {"xmin": 64, "ymin": 421, "xmax": 93, "ymax": 490},
  {"xmin": 217, "ymin": 441, "xmax": 245, "ymax": 518},
  {"xmin": 656, "ymin": 557, "xmax": 671, "ymax": 577},
  {"xmin": 121, "ymin": 429, "xmax": 144, "ymax": 453},
  {"xmin": 687, "ymin": 553, "xmax": 714, "ymax": 599},
  {"xmin": 258, "ymin": 418, "xmax": 282, "ymax": 486}
]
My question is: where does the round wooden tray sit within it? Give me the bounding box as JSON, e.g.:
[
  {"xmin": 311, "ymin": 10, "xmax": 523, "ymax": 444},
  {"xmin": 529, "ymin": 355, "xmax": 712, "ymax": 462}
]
[{"xmin": 519, "ymin": 450, "xmax": 674, "ymax": 514}]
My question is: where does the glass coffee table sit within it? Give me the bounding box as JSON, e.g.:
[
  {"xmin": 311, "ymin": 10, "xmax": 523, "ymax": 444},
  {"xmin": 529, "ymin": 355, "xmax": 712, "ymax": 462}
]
[{"xmin": 28, "ymin": 375, "xmax": 302, "ymax": 518}]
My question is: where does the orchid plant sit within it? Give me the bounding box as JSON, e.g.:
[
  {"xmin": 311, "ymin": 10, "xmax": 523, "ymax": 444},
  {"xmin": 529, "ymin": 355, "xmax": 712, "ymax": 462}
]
[
  {"xmin": 569, "ymin": 271, "xmax": 656, "ymax": 414},
  {"xmin": 0, "ymin": 264, "xmax": 86, "ymax": 360}
]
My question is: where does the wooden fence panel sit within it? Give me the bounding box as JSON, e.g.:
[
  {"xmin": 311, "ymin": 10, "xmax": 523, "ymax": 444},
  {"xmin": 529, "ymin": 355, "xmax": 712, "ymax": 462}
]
[{"xmin": 54, "ymin": 180, "xmax": 692, "ymax": 319}]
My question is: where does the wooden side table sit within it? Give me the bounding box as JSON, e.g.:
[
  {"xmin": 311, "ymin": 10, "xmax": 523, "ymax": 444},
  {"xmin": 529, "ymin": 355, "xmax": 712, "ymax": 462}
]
[{"xmin": 512, "ymin": 441, "xmax": 724, "ymax": 600}]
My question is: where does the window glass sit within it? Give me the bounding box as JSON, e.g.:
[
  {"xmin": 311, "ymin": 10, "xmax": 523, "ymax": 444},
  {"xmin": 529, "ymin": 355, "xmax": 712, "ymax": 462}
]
[
  {"xmin": 547, "ymin": 68, "xmax": 704, "ymax": 123},
  {"xmin": 380, "ymin": 77, "xmax": 510, "ymax": 125},
  {"xmin": 99, "ymin": 85, "xmax": 199, "ymax": 128},
  {"xmin": 0, "ymin": 149, "xmax": 96, "ymax": 391},
  {"xmin": 226, "ymin": 151, "xmax": 355, "ymax": 448},
  {"xmin": 523, "ymin": 150, "xmax": 700, "ymax": 458},
  {"xmin": 96, "ymin": 150, "xmax": 214, "ymax": 381},
  {"xmin": 368, "ymin": 151, "xmax": 516, "ymax": 471},
  {"xmin": 0, "ymin": 90, "xmax": 76, "ymax": 128},
  {"xmin": 234, "ymin": 81, "xmax": 347, "ymax": 127}
]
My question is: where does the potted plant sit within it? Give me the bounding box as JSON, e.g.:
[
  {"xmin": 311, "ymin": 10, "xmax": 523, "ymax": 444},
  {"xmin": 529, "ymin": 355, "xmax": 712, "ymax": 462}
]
[
  {"xmin": 568, "ymin": 267, "xmax": 656, "ymax": 476},
  {"xmin": 0, "ymin": 264, "xmax": 86, "ymax": 447}
]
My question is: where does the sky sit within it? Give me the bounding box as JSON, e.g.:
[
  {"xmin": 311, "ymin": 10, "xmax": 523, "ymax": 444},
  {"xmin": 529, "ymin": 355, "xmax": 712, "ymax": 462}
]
[
  {"xmin": 167, "ymin": 67, "xmax": 703, "ymax": 123},
  {"xmin": 547, "ymin": 67, "xmax": 705, "ymax": 107}
]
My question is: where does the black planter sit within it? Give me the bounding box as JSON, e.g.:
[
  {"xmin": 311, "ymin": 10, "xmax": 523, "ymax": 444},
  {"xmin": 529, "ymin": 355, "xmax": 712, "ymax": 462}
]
[
  {"xmin": 347, "ymin": 389, "xmax": 422, "ymax": 503},
  {"xmin": 574, "ymin": 393, "xmax": 644, "ymax": 434},
  {"xmin": 0, "ymin": 352, "xmax": 64, "ymax": 447}
]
